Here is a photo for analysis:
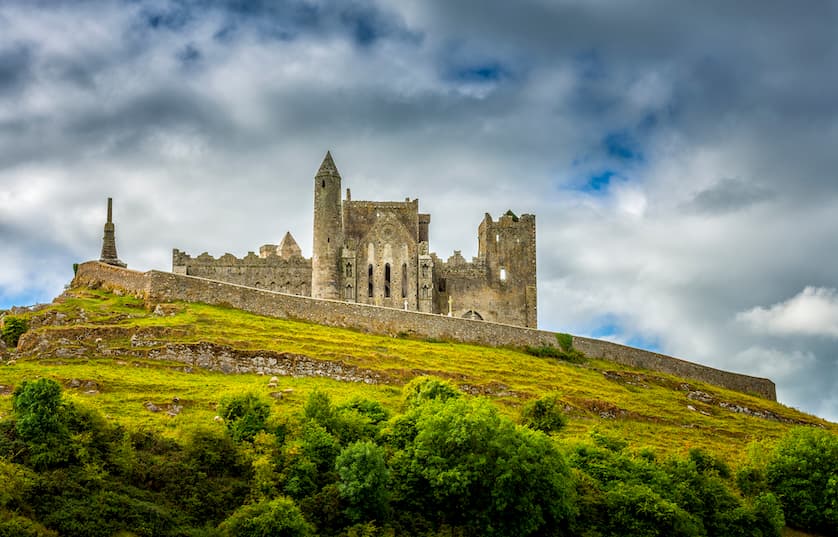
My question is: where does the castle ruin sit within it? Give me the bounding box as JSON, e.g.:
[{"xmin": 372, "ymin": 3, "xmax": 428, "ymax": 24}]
[{"xmin": 173, "ymin": 152, "xmax": 538, "ymax": 327}]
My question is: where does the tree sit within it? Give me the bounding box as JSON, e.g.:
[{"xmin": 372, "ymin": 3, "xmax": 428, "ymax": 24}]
[
  {"xmin": 336, "ymin": 441, "xmax": 389, "ymax": 522},
  {"xmin": 219, "ymin": 497, "xmax": 313, "ymax": 537},
  {"xmin": 766, "ymin": 426, "xmax": 838, "ymax": 534},
  {"xmin": 12, "ymin": 379, "xmax": 71, "ymax": 468},
  {"xmin": 520, "ymin": 394, "xmax": 566, "ymax": 433},
  {"xmin": 401, "ymin": 376, "xmax": 461, "ymax": 409},
  {"xmin": 389, "ymin": 397, "xmax": 576, "ymax": 536},
  {"xmin": 1, "ymin": 316, "xmax": 28, "ymax": 348},
  {"xmin": 218, "ymin": 393, "xmax": 271, "ymax": 443}
]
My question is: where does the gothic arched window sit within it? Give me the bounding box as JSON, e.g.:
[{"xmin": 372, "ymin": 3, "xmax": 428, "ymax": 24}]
[
  {"xmin": 421, "ymin": 284, "xmax": 429, "ymax": 299},
  {"xmin": 421, "ymin": 263, "xmax": 429, "ymax": 278},
  {"xmin": 345, "ymin": 262, "xmax": 353, "ymax": 277},
  {"xmin": 401, "ymin": 263, "xmax": 408, "ymax": 298},
  {"xmin": 368, "ymin": 264, "xmax": 374, "ymax": 298},
  {"xmin": 384, "ymin": 263, "xmax": 391, "ymax": 298},
  {"xmin": 345, "ymin": 284, "xmax": 354, "ymax": 300}
]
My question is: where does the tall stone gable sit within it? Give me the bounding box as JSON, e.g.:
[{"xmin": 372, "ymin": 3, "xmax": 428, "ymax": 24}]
[{"xmin": 173, "ymin": 152, "xmax": 538, "ymax": 327}]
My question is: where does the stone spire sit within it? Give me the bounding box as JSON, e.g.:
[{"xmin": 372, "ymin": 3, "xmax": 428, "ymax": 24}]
[
  {"xmin": 316, "ymin": 150, "xmax": 340, "ymax": 178},
  {"xmin": 99, "ymin": 197, "xmax": 126, "ymax": 267}
]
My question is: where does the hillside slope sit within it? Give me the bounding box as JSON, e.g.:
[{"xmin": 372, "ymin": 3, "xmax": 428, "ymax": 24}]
[{"xmin": 2, "ymin": 287, "xmax": 833, "ymax": 464}]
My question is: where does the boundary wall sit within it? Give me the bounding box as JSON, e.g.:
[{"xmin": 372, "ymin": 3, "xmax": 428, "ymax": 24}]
[{"xmin": 72, "ymin": 261, "xmax": 776, "ymax": 400}]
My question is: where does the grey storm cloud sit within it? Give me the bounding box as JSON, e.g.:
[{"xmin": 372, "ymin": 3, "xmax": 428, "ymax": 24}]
[{"xmin": 1, "ymin": 0, "xmax": 837, "ymax": 421}]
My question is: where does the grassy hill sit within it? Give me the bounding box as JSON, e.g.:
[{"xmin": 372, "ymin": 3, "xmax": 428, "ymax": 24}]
[{"xmin": 2, "ymin": 287, "xmax": 833, "ymax": 464}]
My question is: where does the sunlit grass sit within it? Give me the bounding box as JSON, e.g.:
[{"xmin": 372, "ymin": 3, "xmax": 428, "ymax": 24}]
[{"xmin": 2, "ymin": 287, "xmax": 833, "ymax": 466}]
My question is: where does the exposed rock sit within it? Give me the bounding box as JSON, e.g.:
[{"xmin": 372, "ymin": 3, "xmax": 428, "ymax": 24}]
[
  {"xmin": 144, "ymin": 401, "xmax": 160, "ymax": 413},
  {"xmin": 213, "ymin": 415, "xmax": 223, "ymax": 422},
  {"xmin": 687, "ymin": 405, "xmax": 696, "ymax": 412},
  {"xmin": 687, "ymin": 390, "xmax": 715, "ymax": 404},
  {"xmin": 0, "ymin": 385, "xmax": 13, "ymax": 395},
  {"xmin": 146, "ymin": 342, "xmax": 392, "ymax": 385},
  {"xmin": 269, "ymin": 391, "xmax": 284, "ymax": 399}
]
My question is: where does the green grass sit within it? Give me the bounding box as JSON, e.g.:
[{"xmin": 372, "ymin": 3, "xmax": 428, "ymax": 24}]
[{"xmin": 2, "ymin": 287, "xmax": 834, "ymax": 465}]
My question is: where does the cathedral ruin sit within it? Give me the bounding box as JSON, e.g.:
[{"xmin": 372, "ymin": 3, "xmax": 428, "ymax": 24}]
[{"xmin": 172, "ymin": 152, "xmax": 538, "ymax": 327}]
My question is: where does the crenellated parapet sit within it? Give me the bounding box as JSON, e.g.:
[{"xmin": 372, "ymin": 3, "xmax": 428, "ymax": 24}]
[{"xmin": 172, "ymin": 241, "xmax": 312, "ymax": 296}]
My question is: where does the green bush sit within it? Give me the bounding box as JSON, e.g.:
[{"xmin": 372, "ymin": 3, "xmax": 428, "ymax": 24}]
[
  {"xmin": 604, "ymin": 483, "xmax": 701, "ymax": 537},
  {"xmin": 1, "ymin": 316, "xmax": 28, "ymax": 348},
  {"xmin": 401, "ymin": 377, "xmax": 461, "ymax": 409},
  {"xmin": 765, "ymin": 426, "xmax": 838, "ymax": 534},
  {"xmin": 520, "ymin": 395, "xmax": 567, "ymax": 433},
  {"xmin": 336, "ymin": 441, "xmax": 390, "ymax": 522},
  {"xmin": 389, "ymin": 397, "xmax": 576, "ymax": 536},
  {"xmin": 218, "ymin": 393, "xmax": 271, "ymax": 443},
  {"xmin": 219, "ymin": 497, "xmax": 314, "ymax": 537},
  {"xmin": 12, "ymin": 379, "xmax": 72, "ymax": 469},
  {"xmin": 524, "ymin": 344, "xmax": 586, "ymax": 363},
  {"xmin": 556, "ymin": 332, "xmax": 573, "ymax": 351}
]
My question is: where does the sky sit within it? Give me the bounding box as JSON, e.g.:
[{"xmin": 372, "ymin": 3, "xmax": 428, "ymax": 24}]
[{"xmin": 1, "ymin": 0, "xmax": 837, "ymax": 422}]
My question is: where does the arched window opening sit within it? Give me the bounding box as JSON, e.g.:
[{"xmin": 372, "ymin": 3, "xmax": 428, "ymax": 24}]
[
  {"xmin": 438, "ymin": 278, "xmax": 446, "ymax": 293},
  {"xmin": 401, "ymin": 263, "xmax": 408, "ymax": 298},
  {"xmin": 321, "ymin": 180, "xmax": 325, "ymax": 188},
  {"xmin": 345, "ymin": 262, "xmax": 353, "ymax": 277},
  {"xmin": 500, "ymin": 268, "xmax": 507, "ymax": 282},
  {"xmin": 421, "ymin": 263, "xmax": 429, "ymax": 278},
  {"xmin": 269, "ymin": 282, "xmax": 276, "ymax": 291},
  {"xmin": 384, "ymin": 263, "xmax": 391, "ymax": 298},
  {"xmin": 368, "ymin": 264, "xmax": 374, "ymax": 297},
  {"xmin": 345, "ymin": 284, "xmax": 354, "ymax": 300},
  {"xmin": 421, "ymin": 285, "xmax": 430, "ymax": 299}
]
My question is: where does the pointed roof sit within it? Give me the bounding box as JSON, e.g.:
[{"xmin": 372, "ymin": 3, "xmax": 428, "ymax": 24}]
[
  {"xmin": 99, "ymin": 197, "xmax": 126, "ymax": 268},
  {"xmin": 316, "ymin": 150, "xmax": 340, "ymax": 177},
  {"xmin": 277, "ymin": 231, "xmax": 302, "ymax": 259}
]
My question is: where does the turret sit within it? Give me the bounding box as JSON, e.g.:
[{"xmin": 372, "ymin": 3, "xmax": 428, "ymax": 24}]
[
  {"xmin": 311, "ymin": 151, "xmax": 344, "ymax": 299},
  {"xmin": 99, "ymin": 197, "xmax": 126, "ymax": 268}
]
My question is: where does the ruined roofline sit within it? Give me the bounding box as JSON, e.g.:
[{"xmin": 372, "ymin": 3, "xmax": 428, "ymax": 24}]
[{"xmin": 172, "ymin": 248, "xmax": 311, "ymax": 265}]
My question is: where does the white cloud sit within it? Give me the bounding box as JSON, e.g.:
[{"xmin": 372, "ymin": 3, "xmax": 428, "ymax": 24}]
[{"xmin": 737, "ymin": 287, "xmax": 838, "ymax": 338}]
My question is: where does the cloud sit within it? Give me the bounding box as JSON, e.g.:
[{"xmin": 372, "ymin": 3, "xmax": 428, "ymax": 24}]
[
  {"xmin": 686, "ymin": 178, "xmax": 774, "ymax": 214},
  {"xmin": 737, "ymin": 287, "xmax": 838, "ymax": 338}
]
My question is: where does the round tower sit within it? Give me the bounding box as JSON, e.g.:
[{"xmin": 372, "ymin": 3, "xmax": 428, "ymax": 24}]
[{"xmin": 311, "ymin": 151, "xmax": 343, "ymax": 299}]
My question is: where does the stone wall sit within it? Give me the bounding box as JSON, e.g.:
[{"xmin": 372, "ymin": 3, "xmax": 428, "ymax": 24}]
[
  {"xmin": 72, "ymin": 261, "xmax": 777, "ymax": 400},
  {"xmin": 72, "ymin": 262, "xmax": 149, "ymax": 298}
]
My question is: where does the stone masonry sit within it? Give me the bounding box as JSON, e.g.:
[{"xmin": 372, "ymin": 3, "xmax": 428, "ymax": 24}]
[
  {"xmin": 73, "ymin": 261, "xmax": 777, "ymax": 401},
  {"xmin": 173, "ymin": 151, "xmax": 538, "ymax": 327}
]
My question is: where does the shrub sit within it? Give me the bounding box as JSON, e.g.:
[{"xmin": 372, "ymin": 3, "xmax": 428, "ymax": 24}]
[
  {"xmin": 555, "ymin": 332, "xmax": 573, "ymax": 351},
  {"xmin": 765, "ymin": 426, "xmax": 838, "ymax": 534},
  {"xmin": 401, "ymin": 377, "xmax": 461, "ymax": 409},
  {"xmin": 1, "ymin": 316, "xmax": 28, "ymax": 348},
  {"xmin": 12, "ymin": 379, "xmax": 71, "ymax": 468},
  {"xmin": 604, "ymin": 483, "xmax": 701, "ymax": 537},
  {"xmin": 219, "ymin": 497, "xmax": 314, "ymax": 537},
  {"xmin": 218, "ymin": 393, "xmax": 271, "ymax": 443},
  {"xmin": 523, "ymin": 344, "xmax": 586, "ymax": 363},
  {"xmin": 520, "ymin": 395, "xmax": 567, "ymax": 433},
  {"xmin": 390, "ymin": 397, "xmax": 576, "ymax": 536}
]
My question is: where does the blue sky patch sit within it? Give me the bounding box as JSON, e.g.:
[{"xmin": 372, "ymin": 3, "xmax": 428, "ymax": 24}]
[{"xmin": 603, "ymin": 131, "xmax": 643, "ymax": 161}]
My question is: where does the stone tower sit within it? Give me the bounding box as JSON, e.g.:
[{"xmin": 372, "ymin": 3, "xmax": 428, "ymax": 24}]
[
  {"xmin": 99, "ymin": 197, "xmax": 126, "ymax": 268},
  {"xmin": 311, "ymin": 151, "xmax": 343, "ymax": 299}
]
